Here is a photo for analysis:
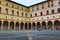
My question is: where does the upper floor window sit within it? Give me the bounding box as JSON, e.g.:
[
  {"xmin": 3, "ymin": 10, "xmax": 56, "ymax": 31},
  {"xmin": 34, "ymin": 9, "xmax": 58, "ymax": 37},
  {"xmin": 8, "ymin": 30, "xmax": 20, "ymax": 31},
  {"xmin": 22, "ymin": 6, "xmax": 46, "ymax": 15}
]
[
  {"xmin": 48, "ymin": 2, "xmax": 50, "ymax": 7},
  {"xmin": 5, "ymin": 8, "xmax": 8, "ymax": 14},
  {"xmin": 30, "ymin": 14, "xmax": 32, "ymax": 17},
  {"xmin": 17, "ymin": 6, "xmax": 19, "ymax": 9},
  {"xmin": 21, "ymin": 8, "xmax": 23, "ymax": 11},
  {"xmin": 51, "ymin": 1, "xmax": 54, "ymax": 7},
  {"xmin": 42, "ymin": 5, "xmax": 44, "ymax": 9},
  {"xmin": 37, "ymin": 5, "xmax": 39, "ymax": 10},
  {"xmin": 58, "ymin": 0, "xmax": 60, "ymax": 5},
  {"xmin": 40, "ymin": 12, "xmax": 43, "ymax": 16},
  {"xmin": 12, "ymin": 5, "xmax": 14, "ymax": 8},
  {"xmin": 6, "ymin": 3, "xmax": 8, "ymax": 6},
  {"xmin": 0, "ymin": 7, "xmax": 1, "ymax": 13},
  {"xmin": 0, "ymin": 1, "xmax": 1, "ymax": 4},
  {"xmin": 35, "ymin": 13, "xmax": 37, "ymax": 17},
  {"xmin": 17, "ymin": 11, "xmax": 19, "ymax": 16},
  {"xmin": 46, "ymin": 10, "xmax": 49, "ymax": 15},
  {"xmin": 58, "ymin": 8, "xmax": 60, "ymax": 13},
  {"xmin": 12, "ymin": 10, "xmax": 14, "ymax": 15},
  {"xmin": 52, "ymin": 9, "xmax": 54, "ymax": 14},
  {"xmin": 25, "ymin": 13, "xmax": 27, "ymax": 17},
  {"xmin": 21, "ymin": 12, "xmax": 23, "ymax": 17},
  {"xmin": 32, "ymin": 9, "xmax": 34, "ymax": 12}
]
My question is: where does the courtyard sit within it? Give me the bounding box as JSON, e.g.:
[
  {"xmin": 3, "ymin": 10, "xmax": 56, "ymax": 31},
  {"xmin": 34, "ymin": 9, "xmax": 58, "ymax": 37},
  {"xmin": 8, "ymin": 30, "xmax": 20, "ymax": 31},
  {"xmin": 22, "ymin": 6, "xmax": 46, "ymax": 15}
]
[{"xmin": 0, "ymin": 30, "xmax": 60, "ymax": 40}]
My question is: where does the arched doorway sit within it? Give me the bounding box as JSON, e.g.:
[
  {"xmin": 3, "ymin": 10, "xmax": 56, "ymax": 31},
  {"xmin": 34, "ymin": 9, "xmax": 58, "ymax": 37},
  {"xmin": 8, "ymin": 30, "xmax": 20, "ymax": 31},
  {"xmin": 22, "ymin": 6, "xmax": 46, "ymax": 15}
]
[
  {"xmin": 25, "ymin": 23, "xmax": 27, "ymax": 30},
  {"xmin": 54, "ymin": 20, "xmax": 60, "ymax": 30},
  {"xmin": 29, "ymin": 23, "xmax": 31, "ymax": 30},
  {"xmin": 37, "ymin": 22, "xmax": 41, "ymax": 30},
  {"xmin": 47, "ymin": 21, "xmax": 53, "ymax": 30},
  {"xmin": 42, "ymin": 21, "xmax": 46, "ymax": 30},
  {"xmin": 16, "ymin": 22, "xmax": 19, "ymax": 30},
  {"xmin": 0, "ymin": 21, "xmax": 2, "ymax": 30},
  {"xmin": 20, "ymin": 22, "xmax": 24, "ymax": 30},
  {"xmin": 10, "ymin": 21, "xmax": 14, "ymax": 30},
  {"xmin": 3, "ymin": 21, "xmax": 8, "ymax": 30},
  {"xmin": 32, "ymin": 22, "xmax": 36, "ymax": 30}
]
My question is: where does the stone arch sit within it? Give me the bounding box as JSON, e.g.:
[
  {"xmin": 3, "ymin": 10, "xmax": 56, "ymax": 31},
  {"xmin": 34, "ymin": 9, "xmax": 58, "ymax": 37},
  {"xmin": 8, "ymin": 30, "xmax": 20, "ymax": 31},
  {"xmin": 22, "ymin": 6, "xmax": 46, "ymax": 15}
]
[
  {"xmin": 16, "ymin": 22, "xmax": 19, "ymax": 30},
  {"xmin": 0, "ymin": 21, "xmax": 2, "ymax": 30},
  {"xmin": 25, "ymin": 23, "xmax": 27, "ymax": 30},
  {"xmin": 29, "ymin": 23, "xmax": 31, "ymax": 30},
  {"xmin": 54, "ymin": 20, "xmax": 60, "ymax": 30},
  {"xmin": 47, "ymin": 21, "xmax": 53, "ymax": 29},
  {"xmin": 42, "ymin": 21, "xmax": 46, "ymax": 29},
  {"xmin": 32, "ymin": 22, "xmax": 36, "ymax": 29},
  {"xmin": 20, "ymin": 22, "xmax": 24, "ymax": 30},
  {"xmin": 3, "ymin": 21, "xmax": 8, "ymax": 30},
  {"xmin": 37, "ymin": 22, "xmax": 41, "ymax": 30},
  {"xmin": 10, "ymin": 21, "xmax": 14, "ymax": 30}
]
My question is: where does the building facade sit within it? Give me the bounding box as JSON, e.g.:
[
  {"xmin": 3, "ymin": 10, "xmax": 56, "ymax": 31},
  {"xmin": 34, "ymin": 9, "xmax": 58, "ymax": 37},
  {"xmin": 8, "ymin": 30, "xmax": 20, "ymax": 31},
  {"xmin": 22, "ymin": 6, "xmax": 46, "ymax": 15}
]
[{"xmin": 0, "ymin": 0, "xmax": 60, "ymax": 30}]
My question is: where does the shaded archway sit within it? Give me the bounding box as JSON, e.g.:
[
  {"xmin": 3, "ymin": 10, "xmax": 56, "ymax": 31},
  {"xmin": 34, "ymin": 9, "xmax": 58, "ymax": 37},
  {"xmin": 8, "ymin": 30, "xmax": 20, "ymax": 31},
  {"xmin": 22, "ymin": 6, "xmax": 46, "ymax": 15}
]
[
  {"xmin": 10, "ymin": 21, "xmax": 14, "ymax": 30},
  {"xmin": 54, "ymin": 20, "xmax": 60, "ymax": 30},
  {"xmin": 42, "ymin": 21, "xmax": 46, "ymax": 30},
  {"xmin": 28, "ymin": 23, "xmax": 31, "ymax": 30},
  {"xmin": 47, "ymin": 21, "xmax": 53, "ymax": 29},
  {"xmin": 0, "ymin": 21, "xmax": 2, "ymax": 30},
  {"xmin": 37, "ymin": 22, "xmax": 41, "ymax": 30},
  {"xmin": 3, "ymin": 21, "xmax": 8, "ymax": 30},
  {"xmin": 16, "ymin": 22, "xmax": 19, "ymax": 30},
  {"xmin": 32, "ymin": 22, "xmax": 36, "ymax": 30},
  {"xmin": 20, "ymin": 22, "xmax": 24, "ymax": 30},
  {"xmin": 25, "ymin": 23, "xmax": 27, "ymax": 30}
]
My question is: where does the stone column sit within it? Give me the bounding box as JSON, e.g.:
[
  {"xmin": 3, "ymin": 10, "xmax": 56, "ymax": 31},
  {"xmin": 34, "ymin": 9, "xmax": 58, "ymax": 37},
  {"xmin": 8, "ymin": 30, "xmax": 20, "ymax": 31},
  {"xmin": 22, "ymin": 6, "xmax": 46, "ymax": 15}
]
[
  {"xmin": 8, "ymin": 22, "xmax": 10, "ymax": 30},
  {"xmin": 19, "ymin": 23, "xmax": 21, "ymax": 30},
  {"xmin": 52, "ymin": 21, "xmax": 54, "ymax": 30},
  {"xmin": 14, "ymin": 22, "xmax": 16, "ymax": 30},
  {"xmin": 35, "ymin": 22, "xmax": 37, "ymax": 30},
  {"xmin": 27, "ymin": 23, "xmax": 29, "ymax": 30},
  {"xmin": 46, "ymin": 21, "xmax": 48, "ymax": 30},
  {"xmin": 31, "ymin": 22, "xmax": 33, "ymax": 30},
  {"xmin": 23, "ymin": 22, "xmax": 25, "ymax": 30},
  {"xmin": 1, "ymin": 21, "xmax": 3, "ymax": 30}
]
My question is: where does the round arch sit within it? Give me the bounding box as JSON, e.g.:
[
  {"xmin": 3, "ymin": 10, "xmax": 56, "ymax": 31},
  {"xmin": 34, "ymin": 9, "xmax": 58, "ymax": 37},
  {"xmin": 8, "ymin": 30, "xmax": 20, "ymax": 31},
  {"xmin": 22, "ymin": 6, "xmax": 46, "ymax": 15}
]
[
  {"xmin": 3, "ymin": 21, "xmax": 8, "ymax": 30},
  {"xmin": 37, "ymin": 22, "xmax": 41, "ymax": 30},
  {"xmin": 16, "ymin": 22, "xmax": 19, "ymax": 30},
  {"xmin": 0, "ymin": 21, "xmax": 2, "ymax": 30},
  {"xmin": 25, "ymin": 23, "xmax": 27, "ymax": 30},
  {"xmin": 47, "ymin": 21, "xmax": 53, "ymax": 29},
  {"xmin": 29, "ymin": 23, "xmax": 31, "ymax": 30},
  {"xmin": 32, "ymin": 22, "xmax": 36, "ymax": 30},
  {"xmin": 54, "ymin": 20, "xmax": 60, "ymax": 30},
  {"xmin": 10, "ymin": 21, "xmax": 14, "ymax": 30},
  {"xmin": 42, "ymin": 21, "xmax": 46, "ymax": 30},
  {"xmin": 20, "ymin": 22, "xmax": 24, "ymax": 30}
]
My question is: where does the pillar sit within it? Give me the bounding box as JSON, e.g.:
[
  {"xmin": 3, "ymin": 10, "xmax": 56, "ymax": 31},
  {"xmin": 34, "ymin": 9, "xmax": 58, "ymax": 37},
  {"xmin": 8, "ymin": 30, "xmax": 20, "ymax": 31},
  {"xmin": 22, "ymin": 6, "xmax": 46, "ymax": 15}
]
[
  {"xmin": 52, "ymin": 21, "xmax": 54, "ymax": 30},
  {"xmin": 14, "ymin": 22, "xmax": 16, "ymax": 30},
  {"xmin": 19, "ymin": 23, "xmax": 21, "ymax": 30},
  {"xmin": 23, "ymin": 22, "xmax": 25, "ymax": 30},
  {"xmin": 1, "ymin": 21, "xmax": 3, "ymax": 30},
  {"xmin": 8, "ymin": 22, "xmax": 10, "ymax": 30},
  {"xmin": 35, "ymin": 22, "xmax": 37, "ymax": 30}
]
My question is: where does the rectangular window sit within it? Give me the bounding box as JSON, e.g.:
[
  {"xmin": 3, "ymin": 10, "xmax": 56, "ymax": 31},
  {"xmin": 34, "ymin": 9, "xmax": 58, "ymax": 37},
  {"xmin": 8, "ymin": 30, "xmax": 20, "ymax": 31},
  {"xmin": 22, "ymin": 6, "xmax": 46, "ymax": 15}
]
[
  {"xmin": 5, "ymin": 9, "xmax": 8, "ymax": 14},
  {"xmin": 0, "ymin": 7, "xmax": 1, "ymax": 13},
  {"xmin": 6, "ymin": 3, "xmax": 8, "ymax": 6},
  {"xmin": 17, "ymin": 11, "xmax": 19, "ymax": 16},
  {"xmin": 51, "ymin": 1, "xmax": 54, "ymax": 7},
  {"xmin": 12, "ymin": 10, "xmax": 14, "ymax": 15},
  {"xmin": 59, "ymin": 0, "xmax": 60, "ymax": 5},
  {"xmin": 0, "ymin": 1, "xmax": 1, "ymax": 4},
  {"xmin": 48, "ymin": 2, "xmax": 50, "ymax": 7}
]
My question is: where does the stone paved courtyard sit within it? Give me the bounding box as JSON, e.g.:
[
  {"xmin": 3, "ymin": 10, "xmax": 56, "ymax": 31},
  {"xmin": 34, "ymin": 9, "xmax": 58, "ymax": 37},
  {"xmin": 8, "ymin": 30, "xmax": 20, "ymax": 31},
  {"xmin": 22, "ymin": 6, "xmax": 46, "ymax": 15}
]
[{"xmin": 0, "ymin": 30, "xmax": 60, "ymax": 40}]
